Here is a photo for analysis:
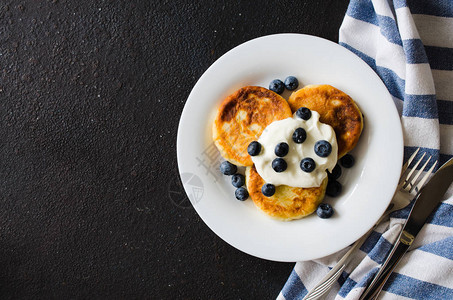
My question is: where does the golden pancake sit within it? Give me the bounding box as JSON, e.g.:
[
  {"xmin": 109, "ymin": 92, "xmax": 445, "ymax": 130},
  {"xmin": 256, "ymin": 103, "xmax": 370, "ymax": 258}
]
[
  {"xmin": 213, "ymin": 86, "xmax": 292, "ymax": 166},
  {"xmin": 288, "ymin": 85, "xmax": 363, "ymax": 157},
  {"xmin": 246, "ymin": 165, "xmax": 327, "ymax": 221}
]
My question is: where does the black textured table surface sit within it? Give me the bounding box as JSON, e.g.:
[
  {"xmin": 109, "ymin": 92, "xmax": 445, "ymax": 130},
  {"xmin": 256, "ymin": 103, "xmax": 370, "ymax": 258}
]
[{"xmin": 0, "ymin": 1, "xmax": 349, "ymax": 298}]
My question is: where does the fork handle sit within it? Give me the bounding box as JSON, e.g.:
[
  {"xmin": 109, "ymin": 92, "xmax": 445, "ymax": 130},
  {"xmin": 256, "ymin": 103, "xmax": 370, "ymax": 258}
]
[
  {"xmin": 359, "ymin": 238, "xmax": 409, "ymax": 299},
  {"xmin": 302, "ymin": 225, "xmax": 376, "ymax": 300},
  {"xmin": 303, "ymin": 210, "xmax": 394, "ymax": 300}
]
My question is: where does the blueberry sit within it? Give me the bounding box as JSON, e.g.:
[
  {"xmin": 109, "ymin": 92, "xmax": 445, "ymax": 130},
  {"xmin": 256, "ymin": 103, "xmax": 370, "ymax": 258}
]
[
  {"xmin": 231, "ymin": 174, "xmax": 245, "ymax": 188},
  {"xmin": 247, "ymin": 141, "xmax": 261, "ymax": 156},
  {"xmin": 274, "ymin": 142, "xmax": 289, "ymax": 157},
  {"xmin": 314, "ymin": 140, "xmax": 332, "ymax": 157},
  {"xmin": 284, "ymin": 76, "xmax": 299, "ymax": 91},
  {"xmin": 327, "ymin": 164, "xmax": 342, "ymax": 180},
  {"xmin": 326, "ymin": 180, "xmax": 342, "ymax": 197},
  {"xmin": 269, "ymin": 79, "xmax": 285, "ymax": 94},
  {"xmin": 296, "ymin": 107, "xmax": 312, "ymax": 120},
  {"xmin": 272, "ymin": 158, "xmax": 287, "ymax": 173},
  {"xmin": 340, "ymin": 154, "xmax": 355, "ymax": 168},
  {"xmin": 262, "ymin": 183, "xmax": 275, "ymax": 197},
  {"xmin": 235, "ymin": 187, "xmax": 249, "ymax": 201},
  {"xmin": 220, "ymin": 161, "xmax": 237, "ymax": 175},
  {"xmin": 300, "ymin": 157, "xmax": 316, "ymax": 173},
  {"xmin": 292, "ymin": 127, "xmax": 307, "ymax": 144},
  {"xmin": 316, "ymin": 203, "xmax": 334, "ymax": 218}
]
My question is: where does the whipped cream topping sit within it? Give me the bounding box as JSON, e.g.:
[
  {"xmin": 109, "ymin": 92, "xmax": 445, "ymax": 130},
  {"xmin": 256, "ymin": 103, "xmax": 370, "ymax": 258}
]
[{"xmin": 251, "ymin": 111, "xmax": 338, "ymax": 188}]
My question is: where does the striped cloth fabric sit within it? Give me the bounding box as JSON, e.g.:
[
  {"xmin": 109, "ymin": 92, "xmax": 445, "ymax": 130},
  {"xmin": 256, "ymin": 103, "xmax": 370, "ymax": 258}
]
[{"xmin": 278, "ymin": 0, "xmax": 453, "ymax": 299}]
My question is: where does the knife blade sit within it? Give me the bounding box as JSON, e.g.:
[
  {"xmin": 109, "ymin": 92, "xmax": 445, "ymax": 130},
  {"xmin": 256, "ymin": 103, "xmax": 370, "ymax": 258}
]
[{"xmin": 359, "ymin": 156, "xmax": 453, "ymax": 300}]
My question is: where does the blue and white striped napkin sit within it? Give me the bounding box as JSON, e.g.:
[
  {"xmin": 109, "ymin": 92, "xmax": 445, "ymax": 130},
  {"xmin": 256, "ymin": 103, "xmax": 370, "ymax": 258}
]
[{"xmin": 278, "ymin": 0, "xmax": 453, "ymax": 299}]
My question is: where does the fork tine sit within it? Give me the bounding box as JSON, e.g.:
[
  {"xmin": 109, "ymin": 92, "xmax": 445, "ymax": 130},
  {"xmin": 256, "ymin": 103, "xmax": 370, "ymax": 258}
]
[
  {"xmin": 303, "ymin": 265, "xmax": 345, "ymax": 300},
  {"xmin": 407, "ymin": 156, "xmax": 431, "ymax": 192},
  {"xmin": 399, "ymin": 152, "xmax": 426, "ymax": 189},
  {"xmin": 411, "ymin": 160, "xmax": 438, "ymax": 193},
  {"xmin": 401, "ymin": 148, "xmax": 420, "ymax": 177},
  {"xmin": 312, "ymin": 269, "xmax": 341, "ymax": 295}
]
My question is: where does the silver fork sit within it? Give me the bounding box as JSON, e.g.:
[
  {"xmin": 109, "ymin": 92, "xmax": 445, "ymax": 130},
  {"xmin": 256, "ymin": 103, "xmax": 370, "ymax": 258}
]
[{"xmin": 302, "ymin": 148, "xmax": 437, "ymax": 300}]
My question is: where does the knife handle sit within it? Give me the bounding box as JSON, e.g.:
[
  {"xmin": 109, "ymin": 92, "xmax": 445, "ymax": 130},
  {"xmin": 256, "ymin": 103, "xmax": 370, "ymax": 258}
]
[{"xmin": 359, "ymin": 230, "xmax": 411, "ymax": 300}]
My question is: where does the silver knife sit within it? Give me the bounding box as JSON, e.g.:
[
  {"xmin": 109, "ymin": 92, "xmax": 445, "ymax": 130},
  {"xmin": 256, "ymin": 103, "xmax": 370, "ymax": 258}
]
[{"xmin": 359, "ymin": 156, "xmax": 453, "ymax": 300}]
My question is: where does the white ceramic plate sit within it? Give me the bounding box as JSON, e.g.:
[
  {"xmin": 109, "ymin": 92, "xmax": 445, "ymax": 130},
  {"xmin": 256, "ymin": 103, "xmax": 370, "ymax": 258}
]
[{"xmin": 177, "ymin": 34, "xmax": 403, "ymax": 262}]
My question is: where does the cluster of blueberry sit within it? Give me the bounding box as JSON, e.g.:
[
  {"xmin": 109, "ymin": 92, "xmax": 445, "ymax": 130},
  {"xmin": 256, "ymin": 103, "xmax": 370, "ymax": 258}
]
[
  {"xmin": 317, "ymin": 153, "xmax": 355, "ymax": 218},
  {"xmin": 247, "ymin": 142, "xmax": 277, "ymax": 197},
  {"xmin": 326, "ymin": 154, "xmax": 355, "ymax": 196},
  {"xmin": 295, "ymin": 107, "xmax": 334, "ymax": 172},
  {"xmin": 219, "ymin": 161, "xmax": 249, "ymax": 201},
  {"xmin": 269, "ymin": 76, "xmax": 299, "ymax": 94},
  {"xmin": 218, "ymin": 146, "xmax": 356, "ymax": 219},
  {"xmin": 248, "ymin": 107, "xmax": 333, "ymax": 179}
]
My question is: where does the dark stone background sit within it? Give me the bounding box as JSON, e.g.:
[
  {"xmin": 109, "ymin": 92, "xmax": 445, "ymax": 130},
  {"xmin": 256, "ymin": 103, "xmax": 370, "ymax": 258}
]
[{"xmin": 0, "ymin": 0, "xmax": 349, "ymax": 298}]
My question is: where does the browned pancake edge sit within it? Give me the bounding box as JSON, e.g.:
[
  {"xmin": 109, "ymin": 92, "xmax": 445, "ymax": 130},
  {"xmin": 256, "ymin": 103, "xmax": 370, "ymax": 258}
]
[
  {"xmin": 213, "ymin": 86, "xmax": 292, "ymax": 166},
  {"xmin": 246, "ymin": 165, "xmax": 327, "ymax": 221},
  {"xmin": 288, "ymin": 84, "xmax": 363, "ymax": 157}
]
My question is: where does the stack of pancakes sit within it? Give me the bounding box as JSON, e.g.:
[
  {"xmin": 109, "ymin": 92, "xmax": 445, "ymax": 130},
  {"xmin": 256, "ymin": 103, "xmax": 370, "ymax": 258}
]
[{"xmin": 213, "ymin": 85, "xmax": 363, "ymax": 221}]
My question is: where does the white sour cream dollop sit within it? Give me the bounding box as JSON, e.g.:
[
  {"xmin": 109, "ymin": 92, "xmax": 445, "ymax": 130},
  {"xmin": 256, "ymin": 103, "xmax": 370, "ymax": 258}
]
[{"xmin": 251, "ymin": 111, "xmax": 337, "ymax": 188}]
